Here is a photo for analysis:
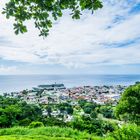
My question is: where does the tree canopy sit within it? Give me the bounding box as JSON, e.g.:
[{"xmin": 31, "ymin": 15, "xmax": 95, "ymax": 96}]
[
  {"xmin": 115, "ymin": 83, "xmax": 140, "ymax": 124},
  {"xmin": 0, "ymin": 96, "xmax": 42, "ymax": 127},
  {"xmin": 2, "ymin": 0, "xmax": 103, "ymax": 37}
]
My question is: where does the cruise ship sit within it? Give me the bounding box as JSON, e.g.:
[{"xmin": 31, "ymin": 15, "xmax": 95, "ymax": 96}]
[{"xmin": 32, "ymin": 83, "xmax": 66, "ymax": 91}]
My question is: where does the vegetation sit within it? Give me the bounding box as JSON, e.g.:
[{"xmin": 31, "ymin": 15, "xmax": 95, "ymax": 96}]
[
  {"xmin": 28, "ymin": 121, "xmax": 44, "ymax": 128},
  {"xmin": 0, "ymin": 96, "xmax": 43, "ymax": 127},
  {"xmin": 0, "ymin": 126, "xmax": 102, "ymax": 140},
  {"xmin": 115, "ymin": 83, "xmax": 140, "ymax": 124},
  {"xmin": 2, "ymin": 0, "xmax": 103, "ymax": 37},
  {"xmin": 0, "ymin": 124, "xmax": 140, "ymax": 140},
  {"xmin": 0, "ymin": 95, "xmax": 116, "ymax": 135},
  {"xmin": 99, "ymin": 105, "xmax": 115, "ymax": 119},
  {"xmin": 1, "ymin": 83, "xmax": 140, "ymax": 139},
  {"xmin": 109, "ymin": 123, "xmax": 140, "ymax": 140}
]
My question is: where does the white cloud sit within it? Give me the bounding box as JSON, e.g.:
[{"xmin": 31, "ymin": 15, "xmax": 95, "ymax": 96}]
[
  {"xmin": 0, "ymin": 0, "xmax": 140, "ymax": 70},
  {"xmin": 0, "ymin": 65, "xmax": 18, "ymax": 74}
]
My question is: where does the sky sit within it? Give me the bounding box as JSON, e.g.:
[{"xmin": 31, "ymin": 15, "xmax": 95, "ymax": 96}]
[{"xmin": 0, "ymin": 0, "xmax": 140, "ymax": 75}]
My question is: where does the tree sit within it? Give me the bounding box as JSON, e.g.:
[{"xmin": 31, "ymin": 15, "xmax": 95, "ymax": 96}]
[
  {"xmin": 22, "ymin": 89, "xmax": 28, "ymax": 95},
  {"xmin": 44, "ymin": 116, "xmax": 66, "ymax": 127},
  {"xmin": 99, "ymin": 105, "xmax": 114, "ymax": 118},
  {"xmin": 83, "ymin": 102, "xmax": 97, "ymax": 114},
  {"xmin": 78, "ymin": 99, "xmax": 87, "ymax": 107},
  {"xmin": 46, "ymin": 105, "xmax": 52, "ymax": 116},
  {"xmin": 19, "ymin": 103, "xmax": 42, "ymax": 121},
  {"xmin": 4, "ymin": 104, "xmax": 22, "ymax": 126},
  {"xmin": 2, "ymin": 0, "xmax": 103, "ymax": 37},
  {"xmin": 0, "ymin": 96, "xmax": 43, "ymax": 127},
  {"xmin": 115, "ymin": 84, "xmax": 140, "ymax": 124},
  {"xmin": 66, "ymin": 106, "xmax": 73, "ymax": 115},
  {"xmin": 90, "ymin": 110, "xmax": 97, "ymax": 118}
]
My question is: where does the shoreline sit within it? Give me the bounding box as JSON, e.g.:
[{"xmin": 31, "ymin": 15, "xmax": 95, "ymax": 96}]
[
  {"xmin": 2, "ymin": 83, "xmax": 128, "ymax": 105},
  {"xmin": 1, "ymin": 83, "xmax": 128, "ymax": 93}
]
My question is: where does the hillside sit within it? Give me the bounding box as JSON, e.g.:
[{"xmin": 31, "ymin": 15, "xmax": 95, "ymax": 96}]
[{"xmin": 0, "ymin": 126, "xmax": 103, "ymax": 140}]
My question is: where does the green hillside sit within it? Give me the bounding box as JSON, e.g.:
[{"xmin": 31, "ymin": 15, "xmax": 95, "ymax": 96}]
[
  {"xmin": 0, "ymin": 126, "xmax": 103, "ymax": 140},
  {"xmin": 1, "ymin": 123, "xmax": 140, "ymax": 140}
]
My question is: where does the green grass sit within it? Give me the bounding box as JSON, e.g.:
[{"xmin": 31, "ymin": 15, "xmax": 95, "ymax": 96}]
[
  {"xmin": 0, "ymin": 136, "xmax": 74, "ymax": 140},
  {"xmin": 1, "ymin": 124, "xmax": 139, "ymax": 140},
  {"xmin": 0, "ymin": 126, "xmax": 103, "ymax": 140}
]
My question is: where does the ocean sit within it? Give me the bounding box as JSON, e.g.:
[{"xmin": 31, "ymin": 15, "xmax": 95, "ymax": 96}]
[{"xmin": 0, "ymin": 75, "xmax": 140, "ymax": 93}]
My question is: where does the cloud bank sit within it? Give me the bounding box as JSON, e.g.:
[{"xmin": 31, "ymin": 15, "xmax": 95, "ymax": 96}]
[{"xmin": 0, "ymin": 0, "xmax": 140, "ymax": 74}]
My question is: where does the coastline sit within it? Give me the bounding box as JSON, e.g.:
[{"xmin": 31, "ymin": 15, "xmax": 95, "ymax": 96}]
[
  {"xmin": 2, "ymin": 83, "xmax": 128, "ymax": 106},
  {"xmin": 0, "ymin": 74, "xmax": 140, "ymax": 93}
]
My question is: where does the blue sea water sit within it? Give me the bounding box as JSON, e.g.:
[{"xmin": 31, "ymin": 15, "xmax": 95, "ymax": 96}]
[{"xmin": 0, "ymin": 75, "xmax": 140, "ymax": 93}]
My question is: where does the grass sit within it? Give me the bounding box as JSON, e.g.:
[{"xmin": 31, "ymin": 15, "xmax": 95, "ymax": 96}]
[
  {"xmin": 0, "ymin": 136, "xmax": 74, "ymax": 140},
  {"xmin": 0, "ymin": 126, "xmax": 103, "ymax": 140},
  {"xmin": 2, "ymin": 125, "xmax": 137, "ymax": 140}
]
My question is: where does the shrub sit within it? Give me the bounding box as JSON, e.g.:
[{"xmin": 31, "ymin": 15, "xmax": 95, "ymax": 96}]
[
  {"xmin": 43, "ymin": 117, "xmax": 67, "ymax": 127},
  {"xmin": 102, "ymin": 121, "xmax": 118, "ymax": 134},
  {"xmin": 99, "ymin": 106, "xmax": 114, "ymax": 119},
  {"xmin": 110, "ymin": 123, "xmax": 140, "ymax": 140},
  {"xmin": 28, "ymin": 121, "xmax": 44, "ymax": 128},
  {"xmin": 19, "ymin": 118, "xmax": 31, "ymax": 126}
]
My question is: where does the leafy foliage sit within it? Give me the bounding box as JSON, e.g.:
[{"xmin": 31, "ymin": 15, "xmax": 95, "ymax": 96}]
[
  {"xmin": 0, "ymin": 124, "xmax": 140, "ymax": 140},
  {"xmin": 99, "ymin": 105, "xmax": 115, "ymax": 119},
  {"xmin": 57, "ymin": 102, "xmax": 73, "ymax": 114},
  {"xmin": 28, "ymin": 121, "xmax": 44, "ymax": 128},
  {"xmin": 0, "ymin": 96, "xmax": 42, "ymax": 127},
  {"xmin": 0, "ymin": 126, "xmax": 96, "ymax": 140},
  {"xmin": 70, "ymin": 115, "xmax": 117, "ymax": 135},
  {"xmin": 44, "ymin": 117, "xmax": 66, "ymax": 127},
  {"xmin": 2, "ymin": 0, "xmax": 103, "ymax": 37},
  {"xmin": 110, "ymin": 124, "xmax": 140, "ymax": 140},
  {"xmin": 115, "ymin": 84, "xmax": 140, "ymax": 124}
]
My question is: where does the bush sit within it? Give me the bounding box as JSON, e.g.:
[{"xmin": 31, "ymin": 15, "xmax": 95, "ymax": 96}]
[
  {"xmin": 102, "ymin": 121, "xmax": 118, "ymax": 134},
  {"xmin": 43, "ymin": 117, "xmax": 67, "ymax": 127},
  {"xmin": 99, "ymin": 106, "xmax": 114, "ymax": 119},
  {"xmin": 19, "ymin": 118, "xmax": 31, "ymax": 126},
  {"xmin": 110, "ymin": 123, "xmax": 140, "ymax": 140},
  {"xmin": 28, "ymin": 122, "xmax": 44, "ymax": 128}
]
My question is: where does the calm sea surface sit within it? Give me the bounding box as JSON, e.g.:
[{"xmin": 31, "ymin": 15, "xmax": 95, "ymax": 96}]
[{"xmin": 0, "ymin": 75, "xmax": 140, "ymax": 93}]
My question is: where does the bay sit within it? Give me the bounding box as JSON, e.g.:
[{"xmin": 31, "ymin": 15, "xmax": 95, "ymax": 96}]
[{"xmin": 0, "ymin": 75, "xmax": 140, "ymax": 93}]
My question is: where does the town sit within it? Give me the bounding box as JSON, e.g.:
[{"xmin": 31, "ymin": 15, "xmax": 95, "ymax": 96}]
[{"xmin": 3, "ymin": 83, "xmax": 127, "ymax": 106}]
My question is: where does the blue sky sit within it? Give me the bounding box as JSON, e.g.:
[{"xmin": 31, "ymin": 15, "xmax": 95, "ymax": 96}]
[{"xmin": 0, "ymin": 0, "xmax": 140, "ymax": 74}]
